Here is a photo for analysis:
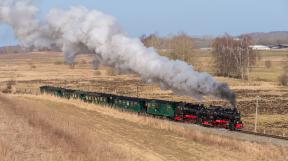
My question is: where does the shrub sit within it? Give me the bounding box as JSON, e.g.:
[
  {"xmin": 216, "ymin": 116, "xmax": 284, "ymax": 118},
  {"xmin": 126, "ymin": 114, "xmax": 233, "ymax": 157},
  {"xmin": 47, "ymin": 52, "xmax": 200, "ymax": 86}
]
[
  {"xmin": 94, "ymin": 71, "xmax": 101, "ymax": 76},
  {"xmin": 106, "ymin": 68, "xmax": 116, "ymax": 76},
  {"xmin": 30, "ymin": 64, "xmax": 37, "ymax": 69},
  {"xmin": 69, "ymin": 64, "xmax": 75, "ymax": 69},
  {"xmin": 54, "ymin": 61, "xmax": 64, "ymax": 65},
  {"xmin": 279, "ymin": 73, "xmax": 288, "ymax": 86},
  {"xmin": 264, "ymin": 60, "xmax": 272, "ymax": 69},
  {"xmin": 80, "ymin": 60, "xmax": 87, "ymax": 65},
  {"xmin": 2, "ymin": 80, "xmax": 16, "ymax": 93}
]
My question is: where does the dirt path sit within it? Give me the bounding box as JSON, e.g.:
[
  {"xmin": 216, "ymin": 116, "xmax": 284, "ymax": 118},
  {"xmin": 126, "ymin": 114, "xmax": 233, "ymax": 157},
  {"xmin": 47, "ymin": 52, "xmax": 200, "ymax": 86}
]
[{"xmin": 0, "ymin": 94, "xmax": 285, "ymax": 161}]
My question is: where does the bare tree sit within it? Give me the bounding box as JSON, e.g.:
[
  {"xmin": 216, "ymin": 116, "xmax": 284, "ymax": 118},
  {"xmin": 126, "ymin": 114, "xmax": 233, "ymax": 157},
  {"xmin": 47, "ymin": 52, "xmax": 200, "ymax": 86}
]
[
  {"xmin": 141, "ymin": 33, "xmax": 196, "ymax": 64},
  {"xmin": 279, "ymin": 56, "xmax": 288, "ymax": 86},
  {"xmin": 170, "ymin": 33, "xmax": 195, "ymax": 62},
  {"xmin": 212, "ymin": 35, "xmax": 256, "ymax": 79},
  {"xmin": 141, "ymin": 33, "xmax": 161, "ymax": 49}
]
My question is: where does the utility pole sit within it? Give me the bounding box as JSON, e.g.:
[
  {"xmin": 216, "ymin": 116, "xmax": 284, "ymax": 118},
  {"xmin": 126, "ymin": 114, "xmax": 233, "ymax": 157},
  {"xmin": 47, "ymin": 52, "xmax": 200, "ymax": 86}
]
[
  {"xmin": 254, "ymin": 96, "xmax": 260, "ymax": 132},
  {"xmin": 136, "ymin": 85, "xmax": 139, "ymax": 98},
  {"xmin": 247, "ymin": 48, "xmax": 250, "ymax": 81}
]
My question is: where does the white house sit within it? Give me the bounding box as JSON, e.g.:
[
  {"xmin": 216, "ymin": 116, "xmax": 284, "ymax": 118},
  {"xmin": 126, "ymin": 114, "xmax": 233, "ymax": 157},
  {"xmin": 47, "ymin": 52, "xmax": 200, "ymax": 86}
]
[{"xmin": 249, "ymin": 45, "xmax": 271, "ymax": 51}]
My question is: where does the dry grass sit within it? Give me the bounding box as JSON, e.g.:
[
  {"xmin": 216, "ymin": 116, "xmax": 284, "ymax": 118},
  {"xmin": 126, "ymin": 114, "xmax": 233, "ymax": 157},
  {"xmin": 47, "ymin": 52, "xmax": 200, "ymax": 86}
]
[
  {"xmin": 244, "ymin": 114, "xmax": 288, "ymax": 135},
  {"xmin": 17, "ymin": 93, "xmax": 288, "ymax": 161},
  {"xmin": 0, "ymin": 51, "xmax": 287, "ymax": 160},
  {"xmin": 0, "ymin": 51, "xmax": 287, "ymax": 138},
  {"xmin": 192, "ymin": 50, "xmax": 288, "ymax": 82},
  {"xmin": 0, "ymin": 94, "xmax": 140, "ymax": 161},
  {"xmin": 0, "ymin": 141, "xmax": 11, "ymax": 161}
]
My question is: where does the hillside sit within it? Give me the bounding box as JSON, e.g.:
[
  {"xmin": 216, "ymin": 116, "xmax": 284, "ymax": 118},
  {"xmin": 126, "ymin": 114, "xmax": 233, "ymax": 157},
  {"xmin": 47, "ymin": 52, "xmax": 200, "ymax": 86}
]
[{"xmin": 241, "ymin": 31, "xmax": 288, "ymax": 45}]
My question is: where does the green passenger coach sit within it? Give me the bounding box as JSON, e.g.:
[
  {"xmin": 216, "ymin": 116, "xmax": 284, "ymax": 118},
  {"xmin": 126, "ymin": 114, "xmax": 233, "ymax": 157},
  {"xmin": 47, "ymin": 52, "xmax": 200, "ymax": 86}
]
[
  {"xmin": 146, "ymin": 100, "xmax": 177, "ymax": 118},
  {"xmin": 113, "ymin": 96, "xmax": 145, "ymax": 113}
]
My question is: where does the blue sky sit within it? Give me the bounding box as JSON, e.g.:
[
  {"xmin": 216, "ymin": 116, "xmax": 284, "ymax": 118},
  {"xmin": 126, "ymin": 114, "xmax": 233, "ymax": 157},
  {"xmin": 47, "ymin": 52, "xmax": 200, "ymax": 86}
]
[{"xmin": 1, "ymin": 0, "xmax": 288, "ymax": 46}]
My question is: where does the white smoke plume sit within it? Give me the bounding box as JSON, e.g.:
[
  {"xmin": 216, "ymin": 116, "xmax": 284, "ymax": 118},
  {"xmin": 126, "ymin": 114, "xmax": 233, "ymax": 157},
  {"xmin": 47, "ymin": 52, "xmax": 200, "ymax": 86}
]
[{"xmin": 0, "ymin": 0, "xmax": 236, "ymax": 106}]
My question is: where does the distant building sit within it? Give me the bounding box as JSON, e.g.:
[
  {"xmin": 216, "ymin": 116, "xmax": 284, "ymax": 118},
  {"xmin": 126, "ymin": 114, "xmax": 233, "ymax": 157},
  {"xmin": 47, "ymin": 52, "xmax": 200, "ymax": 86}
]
[
  {"xmin": 200, "ymin": 47, "xmax": 212, "ymax": 51},
  {"xmin": 270, "ymin": 44, "xmax": 288, "ymax": 49},
  {"xmin": 249, "ymin": 45, "xmax": 271, "ymax": 51}
]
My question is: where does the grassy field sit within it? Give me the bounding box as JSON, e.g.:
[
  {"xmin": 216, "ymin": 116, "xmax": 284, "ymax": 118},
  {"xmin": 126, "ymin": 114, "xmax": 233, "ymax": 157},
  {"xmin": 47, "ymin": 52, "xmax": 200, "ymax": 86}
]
[
  {"xmin": 0, "ymin": 93, "xmax": 287, "ymax": 161},
  {"xmin": 0, "ymin": 51, "xmax": 287, "ymax": 133},
  {"xmin": 0, "ymin": 51, "xmax": 287, "ymax": 160},
  {"xmin": 190, "ymin": 50, "xmax": 288, "ymax": 82},
  {"xmin": 160, "ymin": 49, "xmax": 288, "ymax": 82}
]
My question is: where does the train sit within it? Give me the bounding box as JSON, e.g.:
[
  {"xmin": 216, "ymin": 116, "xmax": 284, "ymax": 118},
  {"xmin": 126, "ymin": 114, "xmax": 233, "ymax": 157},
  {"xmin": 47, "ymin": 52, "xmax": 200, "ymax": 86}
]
[{"xmin": 40, "ymin": 86, "xmax": 244, "ymax": 130}]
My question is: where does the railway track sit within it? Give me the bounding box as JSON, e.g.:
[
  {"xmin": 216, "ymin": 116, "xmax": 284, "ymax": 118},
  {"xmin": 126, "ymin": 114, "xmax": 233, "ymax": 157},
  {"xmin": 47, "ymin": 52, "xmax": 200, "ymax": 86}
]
[
  {"xmin": 138, "ymin": 113, "xmax": 288, "ymax": 141},
  {"xmin": 39, "ymin": 86, "xmax": 288, "ymax": 142},
  {"xmin": 138, "ymin": 112, "xmax": 288, "ymax": 141},
  {"xmin": 238, "ymin": 130, "xmax": 288, "ymax": 141}
]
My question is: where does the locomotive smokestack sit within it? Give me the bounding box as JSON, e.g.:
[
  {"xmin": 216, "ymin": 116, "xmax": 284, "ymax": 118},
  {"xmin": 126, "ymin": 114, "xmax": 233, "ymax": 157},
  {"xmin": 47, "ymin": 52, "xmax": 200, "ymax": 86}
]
[
  {"xmin": 215, "ymin": 83, "xmax": 237, "ymax": 107},
  {"xmin": 0, "ymin": 0, "xmax": 236, "ymax": 103}
]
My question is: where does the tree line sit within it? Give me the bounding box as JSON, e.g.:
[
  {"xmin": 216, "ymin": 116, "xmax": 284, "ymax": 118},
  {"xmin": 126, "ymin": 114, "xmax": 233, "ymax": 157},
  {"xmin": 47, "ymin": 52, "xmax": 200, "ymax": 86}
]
[
  {"xmin": 141, "ymin": 33, "xmax": 257, "ymax": 80},
  {"xmin": 140, "ymin": 33, "xmax": 196, "ymax": 63}
]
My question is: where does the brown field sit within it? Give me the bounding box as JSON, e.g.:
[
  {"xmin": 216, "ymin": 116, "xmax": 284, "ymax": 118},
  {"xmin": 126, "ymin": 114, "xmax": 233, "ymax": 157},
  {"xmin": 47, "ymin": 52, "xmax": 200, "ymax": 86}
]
[
  {"xmin": 0, "ymin": 51, "xmax": 287, "ymax": 160},
  {"xmin": 0, "ymin": 93, "xmax": 288, "ymax": 161},
  {"xmin": 0, "ymin": 51, "xmax": 287, "ymax": 133}
]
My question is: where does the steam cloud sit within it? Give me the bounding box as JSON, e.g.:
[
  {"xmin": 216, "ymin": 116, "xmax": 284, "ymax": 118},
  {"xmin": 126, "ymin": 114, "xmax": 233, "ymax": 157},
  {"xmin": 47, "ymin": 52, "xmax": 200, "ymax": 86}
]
[{"xmin": 0, "ymin": 0, "xmax": 236, "ymax": 106}]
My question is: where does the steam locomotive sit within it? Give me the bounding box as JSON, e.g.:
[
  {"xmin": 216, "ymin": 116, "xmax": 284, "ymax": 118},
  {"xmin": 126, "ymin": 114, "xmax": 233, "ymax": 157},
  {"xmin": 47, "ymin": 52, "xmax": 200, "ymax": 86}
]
[{"xmin": 40, "ymin": 86, "xmax": 243, "ymax": 130}]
